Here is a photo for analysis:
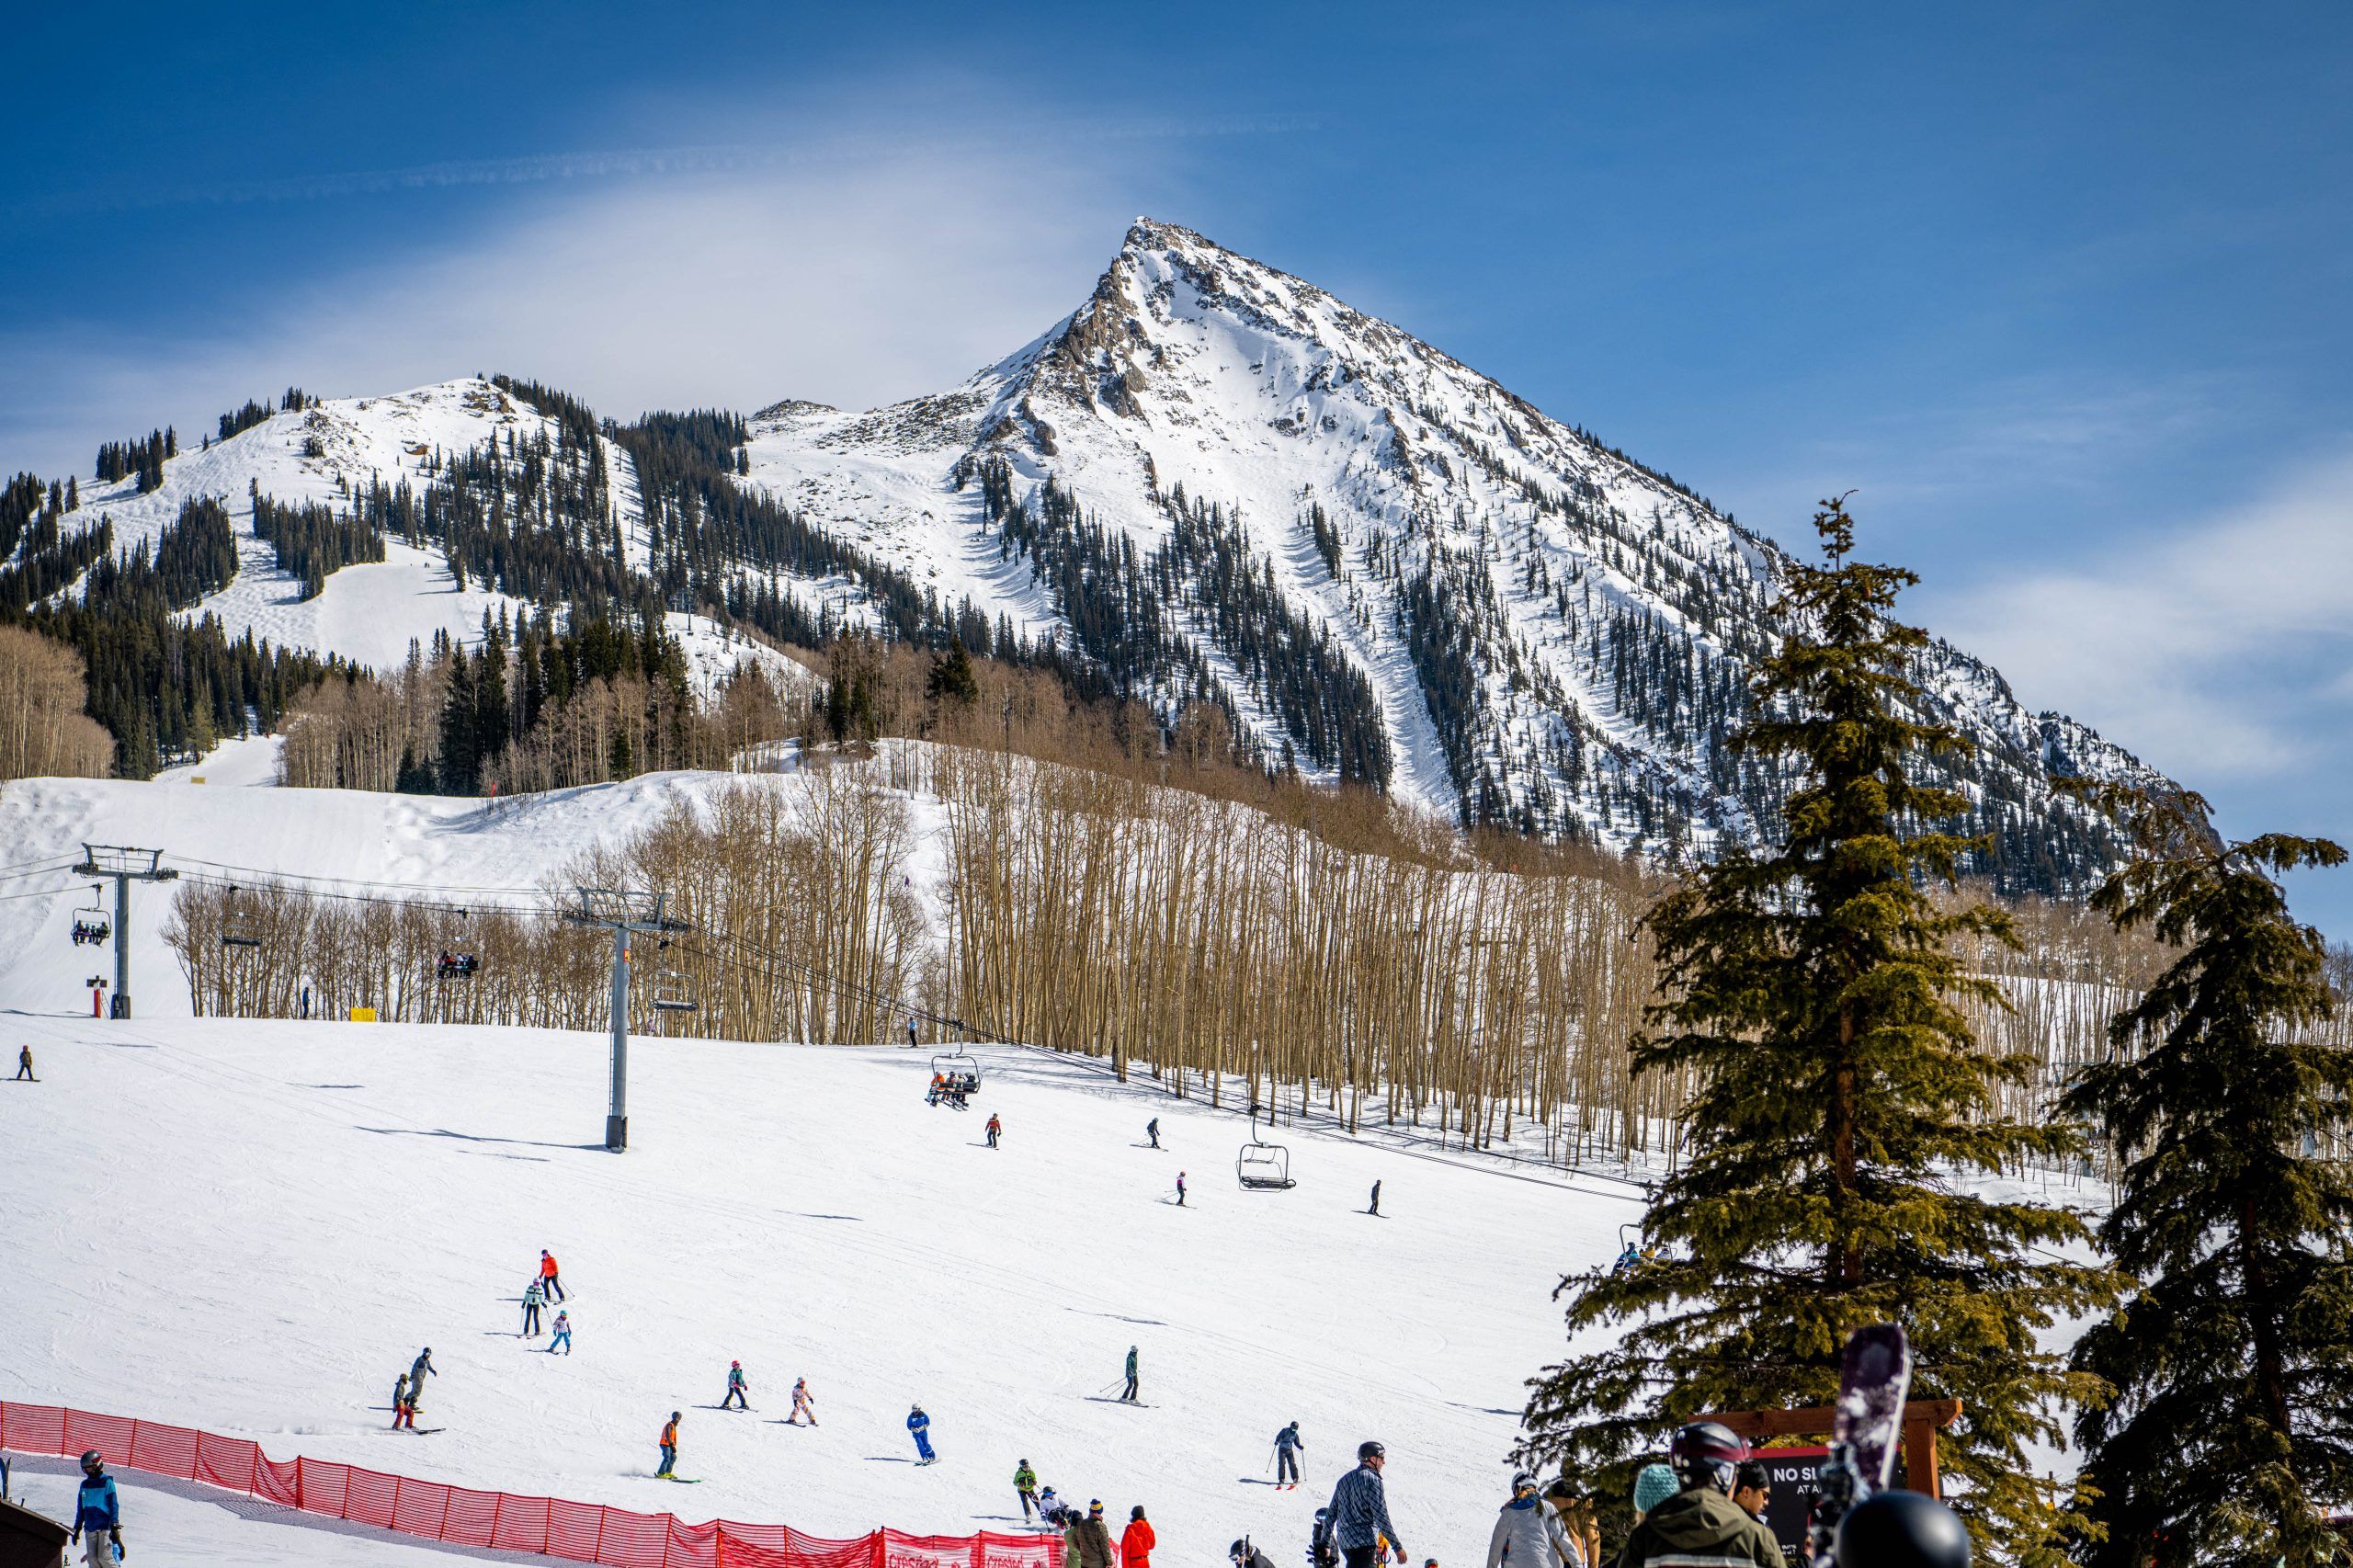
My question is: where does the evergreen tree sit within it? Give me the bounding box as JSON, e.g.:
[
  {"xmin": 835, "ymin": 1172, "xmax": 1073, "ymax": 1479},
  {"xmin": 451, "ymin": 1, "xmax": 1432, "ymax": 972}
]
[
  {"xmin": 1518, "ymin": 497, "xmax": 2121, "ymax": 1562},
  {"xmin": 438, "ymin": 647, "xmax": 479, "ymax": 794},
  {"xmin": 2061, "ymin": 790, "xmax": 2351, "ymax": 1568},
  {"xmin": 926, "ymin": 636, "xmax": 979, "ymax": 708}
]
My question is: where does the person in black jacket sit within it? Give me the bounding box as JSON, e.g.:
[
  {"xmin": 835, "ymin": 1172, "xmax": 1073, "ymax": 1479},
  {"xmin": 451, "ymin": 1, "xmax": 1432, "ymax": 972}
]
[{"xmin": 1231, "ymin": 1540, "xmax": 1278, "ymax": 1568}]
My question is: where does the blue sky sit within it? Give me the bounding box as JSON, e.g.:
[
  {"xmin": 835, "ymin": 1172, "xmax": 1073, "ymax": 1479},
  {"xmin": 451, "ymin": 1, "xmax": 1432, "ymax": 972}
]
[{"xmin": 6, "ymin": 2, "xmax": 2348, "ymax": 930}]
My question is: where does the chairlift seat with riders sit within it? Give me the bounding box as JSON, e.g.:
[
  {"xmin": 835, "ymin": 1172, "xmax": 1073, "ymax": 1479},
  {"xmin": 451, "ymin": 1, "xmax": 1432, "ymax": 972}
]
[
  {"xmin": 1236, "ymin": 1136, "xmax": 1296, "ymax": 1191},
  {"xmin": 436, "ymin": 950, "xmax": 480, "ymax": 979},
  {"xmin": 70, "ymin": 890, "xmax": 111, "ymax": 947},
  {"xmin": 929, "ymin": 1051, "xmax": 981, "ymax": 1090}
]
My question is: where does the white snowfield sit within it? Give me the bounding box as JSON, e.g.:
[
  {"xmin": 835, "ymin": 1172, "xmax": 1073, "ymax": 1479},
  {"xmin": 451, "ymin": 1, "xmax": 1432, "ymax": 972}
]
[{"xmin": 0, "ymin": 1017, "xmax": 1634, "ymax": 1568}]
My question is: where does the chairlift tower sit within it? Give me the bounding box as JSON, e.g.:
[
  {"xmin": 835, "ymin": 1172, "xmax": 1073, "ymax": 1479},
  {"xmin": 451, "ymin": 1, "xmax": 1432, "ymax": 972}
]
[
  {"xmin": 564, "ymin": 887, "xmax": 690, "ymax": 1152},
  {"xmin": 69, "ymin": 846, "xmax": 176, "ymax": 1019}
]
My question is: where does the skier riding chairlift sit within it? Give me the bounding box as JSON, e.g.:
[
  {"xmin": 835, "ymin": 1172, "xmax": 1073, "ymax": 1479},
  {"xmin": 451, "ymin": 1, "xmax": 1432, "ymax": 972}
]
[
  {"xmin": 70, "ymin": 888, "xmax": 110, "ymax": 947},
  {"xmin": 931, "ymin": 1051, "xmax": 981, "ymax": 1093}
]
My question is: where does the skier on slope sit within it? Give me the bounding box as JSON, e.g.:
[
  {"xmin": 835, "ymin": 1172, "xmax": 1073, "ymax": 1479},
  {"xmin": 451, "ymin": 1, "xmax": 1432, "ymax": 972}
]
[
  {"xmin": 1368, "ymin": 1181, "xmax": 1381, "ymax": 1217},
  {"xmin": 1484, "ymin": 1472, "xmax": 1580, "ymax": 1568},
  {"xmin": 1122, "ymin": 1346, "xmax": 1140, "ymax": 1402},
  {"xmin": 657, "ymin": 1412, "xmax": 682, "ymax": 1478},
  {"xmin": 1176, "ymin": 1171, "xmax": 1188, "ymax": 1207},
  {"xmin": 987, "ymin": 1112, "xmax": 1003, "ymax": 1148},
  {"xmin": 1146, "ymin": 1118, "xmax": 1160, "ymax": 1149},
  {"xmin": 14, "ymin": 1044, "xmax": 32, "ymax": 1080},
  {"xmin": 522, "ymin": 1277, "xmax": 544, "ymax": 1336},
  {"xmin": 1274, "ymin": 1420, "xmax": 1305, "ymax": 1489},
  {"xmin": 1015, "ymin": 1459, "xmax": 1040, "ymax": 1520},
  {"xmin": 540, "ymin": 1249, "xmax": 565, "ymax": 1302},
  {"xmin": 790, "ymin": 1377, "xmax": 817, "ymax": 1425},
  {"xmin": 1326, "ymin": 1441, "xmax": 1406, "ymax": 1568},
  {"xmin": 391, "ymin": 1371, "xmax": 414, "ymax": 1429},
  {"xmin": 71, "ymin": 1449, "xmax": 124, "ymax": 1566},
  {"xmin": 1613, "ymin": 1425, "xmax": 1779, "ymax": 1568},
  {"xmin": 907, "ymin": 1403, "xmax": 936, "ymax": 1464},
  {"xmin": 723, "ymin": 1360, "xmax": 749, "ymax": 1409},
  {"xmin": 408, "ymin": 1348, "xmax": 436, "ymax": 1411},
  {"xmin": 549, "ymin": 1309, "xmax": 573, "ymax": 1355}
]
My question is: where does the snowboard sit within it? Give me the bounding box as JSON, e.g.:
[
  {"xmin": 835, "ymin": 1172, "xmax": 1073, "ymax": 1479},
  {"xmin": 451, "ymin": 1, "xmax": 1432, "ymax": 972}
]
[{"xmin": 1806, "ymin": 1324, "xmax": 1914, "ymax": 1566}]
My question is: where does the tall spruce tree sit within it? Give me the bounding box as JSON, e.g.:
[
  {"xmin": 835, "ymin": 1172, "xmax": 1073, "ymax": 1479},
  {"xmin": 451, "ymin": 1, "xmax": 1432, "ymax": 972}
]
[
  {"xmin": 1518, "ymin": 497, "xmax": 2120, "ymax": 1562},
  {"xmin": 2062, "ymin": 792, "xmax": 2351, "ymax": 1568}
]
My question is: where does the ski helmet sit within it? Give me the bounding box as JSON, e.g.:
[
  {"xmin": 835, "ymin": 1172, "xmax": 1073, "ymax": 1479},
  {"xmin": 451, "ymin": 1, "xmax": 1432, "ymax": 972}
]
[
  {"xmin": 1358, "ymin": 1439, "xmax": 1386, "ymax": 1461},
  {"xmin": 1511, "ymin": 1471, "xmax": 1537, "ymax": 1494},
  {"xmin": 78, "ymin": 1449, "xmax": 102, "ymax": 1469},
  {"xmin": 1836, "ymin": 1492, "xmax": 1972, "ymax": 1568},
  {"xmin": 1668, "ymin": 1421, "xmax": 1747, "ymax": 1492},
  {"xmin": 1230, "ymin": 1542, "xmax": 1249, "ymax": 1561}
]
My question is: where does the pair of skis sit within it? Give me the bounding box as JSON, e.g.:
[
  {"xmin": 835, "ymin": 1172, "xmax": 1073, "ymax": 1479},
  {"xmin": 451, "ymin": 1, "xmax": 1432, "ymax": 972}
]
[{"xmin": 1808, "ymin": 1324, "xmax": 1914, "ymax": 1566}]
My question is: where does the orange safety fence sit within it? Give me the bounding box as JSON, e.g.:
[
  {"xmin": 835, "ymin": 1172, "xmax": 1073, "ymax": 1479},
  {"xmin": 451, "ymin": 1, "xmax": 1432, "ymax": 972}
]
[{"xmin": 0, "ymin": 1403, "xmax": 1061, "ymax": 1568}]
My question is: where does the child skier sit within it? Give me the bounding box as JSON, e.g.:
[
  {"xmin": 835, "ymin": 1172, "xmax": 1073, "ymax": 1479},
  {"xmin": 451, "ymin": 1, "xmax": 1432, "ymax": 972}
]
[
  {"xmin": 391, "ymin": 1372, "xmax": 413, "ymax": 1429},
  {"xmin": 14, "ymin": 1044, "xmax": 32, "ymax": 1080},
  {"xmin": 657, "ymin": 1412, "xmax": 681, "ymax": 1477},
  {"xmin": 723, "ymin": 1360, "xmax": 749, "ymax": 1409},
  {"xmin": 790, "ymin": 1377, "xmax": 817, "ymax": 1425},
  {"xmin": 71, "ymin": 1450, "xmax": 123, "ymax": 1566},
  {"xmin": 550, "ymin": 1310, "xmax": 573, "ymax": 1355},
  {"xmin": 1176, "ymin": 1171, "xmax": 1188, "ymax": 1207},
  {"xmin": 522, "ymin": 1277, "xmax": 544, "ymax": 1336},
  {"xmin": 907, "ymin": 1403, "xmax": 935, "ymax": 1464}
]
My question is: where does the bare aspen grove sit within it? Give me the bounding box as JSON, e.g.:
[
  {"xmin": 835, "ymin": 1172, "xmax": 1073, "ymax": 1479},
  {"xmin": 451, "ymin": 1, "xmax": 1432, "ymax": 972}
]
[
  {"xmin": 0, "ymin": 623, "xmax": 113, "ymax": 780},
  {"xmin": 161, "ymin": 736, "xmax": 2344, "ymax": 1178}
]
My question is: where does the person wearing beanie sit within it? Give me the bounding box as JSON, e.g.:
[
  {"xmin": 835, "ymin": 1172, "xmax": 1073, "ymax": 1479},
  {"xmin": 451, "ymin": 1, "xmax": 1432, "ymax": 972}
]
[
  {"xmin": 1632, "ymin": 1464, "xmax": 1677, "ymax": 1520},
  {"xmin": 1619, "ymin": 1426, "xmax": 1779, "ymax": 1568},
  {"xmin": 1070, "ymin": 1501, "xmax": 1119, "ymax": 1568}
]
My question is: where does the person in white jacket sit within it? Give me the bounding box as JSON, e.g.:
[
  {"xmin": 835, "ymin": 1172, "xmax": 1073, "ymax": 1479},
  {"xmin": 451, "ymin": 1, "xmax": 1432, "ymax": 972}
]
[{"xmin": 1486, "ymin": 1473, "xmax": 1581, "ymax": 1568}]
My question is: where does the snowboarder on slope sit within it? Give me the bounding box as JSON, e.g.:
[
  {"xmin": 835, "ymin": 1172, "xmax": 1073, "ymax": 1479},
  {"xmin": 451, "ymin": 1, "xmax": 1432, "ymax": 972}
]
[
  {"xmin": 522, "ymin": 1277, "xmax": 544, "ymax": 1336},
  {"xmin": 71, "ymin": 1449, "xmax": 123, "ymax": 1566},
  {"xmin": 657, "ymin": 1412, "xmax": 682, "ymax": 1478},
  {"xmin": 14, "ymin": 1044, "xmax": 32, "ymax": 1080},
  {"xmin": 1613, "ymin": 1425, "xmax": 1778, "ymax": 1568},
  {"xmin": 1122, "ymin": 1506, "xmax": 1155, "ymax": 1568},
  {"xmin": 540, "ymin": 1249, "xmax": 565, "ymax": 1302},
  {"xmin": 723, "ymin": 1360, "xmax": 749, "ymax": 1409},
  {"xmin": 1275, "ymin": 1420, "xmax": 1304, "ymax": 1488},
  {"xmin": 1368, "ymin": 1181, "xmax": 1381, "ymax": 1217},
  {"xmin": 550, "ymin": 1310, "xmax": 573, "ymax": 1355},
  {"xmin": 1327, "ymin": 1441, "xmax": 1406, "ymax": 1568},
  {"xmin": 1015, "ymin": 1459, "xmax": 1040, "ymax": 1519},
  {"xmin": 987, "ymin": 1112, "xmax": 1002, "ymax": 1148},
  {"xmin": 408, "ymin": 1348, "xmax": 436, "ymax": 1409},
  {"xmin": 790, "ymin": 1377, "xmax": 817, "ymax": 1426},
  {"xmin": 1484, "ymin": 1472, "xmax": 1580, "ymax": 1568},
  {"xmin": 1121, "ymin": 1346, "xmax": 1140, "ymax": 1402},
  {"xmin": 1146, "ymin": 1118, "xmax": 1160, "ymax": 1149},
  {"xmin": 907, "ymin": 1404, "xmax": 935, "ymax": 1464}
]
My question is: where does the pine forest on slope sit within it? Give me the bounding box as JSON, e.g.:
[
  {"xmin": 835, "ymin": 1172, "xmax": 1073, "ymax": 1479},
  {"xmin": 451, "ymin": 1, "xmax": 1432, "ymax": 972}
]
[{"xmin": 0, "ymin": 221, "xmax": 2175, "ymax": 892}]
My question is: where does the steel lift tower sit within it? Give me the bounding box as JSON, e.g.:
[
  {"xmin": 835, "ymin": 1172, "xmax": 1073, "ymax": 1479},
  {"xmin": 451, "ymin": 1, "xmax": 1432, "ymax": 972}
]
[
  {"xmin": 564, "ymin": 887, "xmax": 690, "ymax": 1152},
  {"xmin": 71, "ymin": 845, "xmax": 176, "ymax": 1019}
]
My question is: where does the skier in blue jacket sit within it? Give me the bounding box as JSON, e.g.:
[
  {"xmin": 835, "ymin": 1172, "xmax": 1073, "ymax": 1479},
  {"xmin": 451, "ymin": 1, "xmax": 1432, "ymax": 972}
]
[
  {"xmin": 908, "ymin": 1403, "xmax": 936, "ymax": 1464},
  {"xmin": 73, "ymin": 1449, "xmax": 124, "ymax": 1564}
]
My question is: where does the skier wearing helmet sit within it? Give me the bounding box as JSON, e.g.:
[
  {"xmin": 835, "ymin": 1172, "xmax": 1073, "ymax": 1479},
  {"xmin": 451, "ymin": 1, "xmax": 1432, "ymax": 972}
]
[
  {"xmin": 1326, "ymin": 1440, "xmax": 1406, "ymax": 1568},
  {"xmin": 907, "ymin": 1403, "xmax": 936, "ymax": 1464},
  {"xmin": 1484, "ymin": 1472, "xmax": 1581, "ymax": 1568},
  {"xmin": 1615, "ymin": 1424, "xmax": 1780, "ymax": 1568},
  {"xmin": 72, "ymin": 1449, "xmax": 124, "ymax": 1565}
]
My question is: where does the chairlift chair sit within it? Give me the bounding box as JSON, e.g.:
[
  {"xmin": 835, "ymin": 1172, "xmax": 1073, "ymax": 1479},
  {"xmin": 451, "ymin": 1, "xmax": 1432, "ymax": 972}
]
[
  {"xmin": 434, "ymin": 910, "xmax": 481, "ymax": 979},
  {"xmin": 652, "ymin": 970, "xmax": 698, "ymax": 1013},
  {"xmin": 930, "ymin": 1051, "xmax": 981, "ymax": 1089},
  {"xmin": 70, "ymin": 888, "xmax": 111, "ymax": 947},
  {"xmin": 220, "ymin": 886, "xmax": 263, "ymax": 949},
  {"xmin": 1236, "ymin": 1136, "xmax": 1296, "ymax": 1191}
]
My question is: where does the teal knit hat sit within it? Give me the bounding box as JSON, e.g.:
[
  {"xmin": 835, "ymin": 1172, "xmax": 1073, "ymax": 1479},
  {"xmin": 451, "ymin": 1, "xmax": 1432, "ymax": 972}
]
[{"xmin": 1632, "ymin": 1462, "xmax": 1677, "ymax": 1513}]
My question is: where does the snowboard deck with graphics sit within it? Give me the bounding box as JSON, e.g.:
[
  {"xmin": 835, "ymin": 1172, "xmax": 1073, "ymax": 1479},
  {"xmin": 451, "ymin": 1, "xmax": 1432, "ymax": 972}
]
[{"xmin": 1833, "ymin": 1323, "xmax": 1913, "ymax": 1488}]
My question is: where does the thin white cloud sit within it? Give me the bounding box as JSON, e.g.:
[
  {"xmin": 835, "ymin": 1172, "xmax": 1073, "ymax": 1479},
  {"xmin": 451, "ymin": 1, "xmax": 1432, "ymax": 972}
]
[
  {"xmin": 1935, "ymin": 450, "xmax": 2353, "ymax": 782},
  {"xmin": 0, "ymin": 142, "xmax": 1153, "ymax": 475}
]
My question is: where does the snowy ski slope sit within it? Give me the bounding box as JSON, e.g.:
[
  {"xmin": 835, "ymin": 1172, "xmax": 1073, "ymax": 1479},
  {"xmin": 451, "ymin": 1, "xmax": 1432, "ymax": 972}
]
[{"xmin": 0, "ymin": 1017, "xmax": 1635, "ymax": 1567}]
